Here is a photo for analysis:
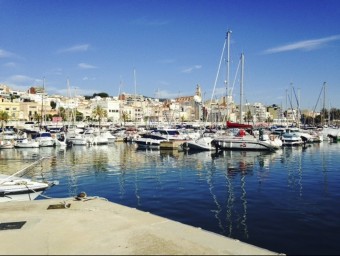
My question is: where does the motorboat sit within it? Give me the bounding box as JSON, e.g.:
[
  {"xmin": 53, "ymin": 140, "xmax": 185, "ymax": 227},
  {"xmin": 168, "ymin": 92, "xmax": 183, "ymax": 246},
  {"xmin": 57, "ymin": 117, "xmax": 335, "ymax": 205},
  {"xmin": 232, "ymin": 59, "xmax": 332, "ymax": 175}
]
[
  {"xmin": 135, "ymin": 132, "xmax": 167, "ymax": 149},
  {"xmin": 66, "ymin": 133, "xmax": 87, "ymax": 146},
  {"xmin": 143, "ymin": 128, "xmax": 187, "ymax": 141},
  {"xmin": 281, "ymin": 130, "xmax": 303, "ymax": 146},
  {"xmin": 212, "ymin": 129, "xmax": 281, "ymax": 151},
  {"xmin": 15, "ymin": 138, "xmax": 40, "ymax": 148},
  {"xmin": 0, "ymin": 140, "xmax": 14, "ymax": 149},
  {"xmin": 135, "ymin": 137, "xmax": 167, "ymax": 149},
  {"xmin": 55, "ymin": 132, "xmax": 67, "ymax": 147},
  {"xmin": 0, "ymin": 174, "xmax": 55, "ymax": 202},
  {"xmin": 181, "ymin": 132, "xmax": 216, "ymax": 151},
  {"xmin": 33, "ymin": 131, "xmax": 56, "ymax": 147}
]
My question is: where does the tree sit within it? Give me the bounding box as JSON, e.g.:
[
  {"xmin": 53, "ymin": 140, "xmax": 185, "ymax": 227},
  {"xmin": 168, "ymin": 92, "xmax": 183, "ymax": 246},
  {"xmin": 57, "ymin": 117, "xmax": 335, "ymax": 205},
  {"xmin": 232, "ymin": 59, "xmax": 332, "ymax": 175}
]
[
  {"xmin": 92, "ymin": 106, "xmax": 107, "ymax": 127},
  {"xmin": 121, "ymin": 111, "xmax": 129, "ymax": 126},
  {"xmin": 50, "ymin": 101, "xmax": 57, "ymax": 109},
  {"xmin": 58, "ymin": 107, "xmax": 67, "ymax": 121},
  {"xmin": 244, "ymin": 110, "xmax": 252, "ymax": 124},
  {"xmin": 0, "ymin": 110, "xmax": 9, "ymax": 129},
  {"xmin": 76, "ymin": 110, "xmax": 84, "ymax": 122},
  {"xmin": 93, "ymin": 92, "xmax": 109, "ymax": 98}
]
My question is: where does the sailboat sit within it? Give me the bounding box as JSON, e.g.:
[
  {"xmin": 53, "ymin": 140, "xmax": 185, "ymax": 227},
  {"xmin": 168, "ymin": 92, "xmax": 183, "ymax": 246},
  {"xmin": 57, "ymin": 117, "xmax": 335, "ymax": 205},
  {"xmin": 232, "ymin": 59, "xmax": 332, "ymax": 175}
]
[
  {"xmin": 318, "ymin": 82, "xmax": 340, "ymax": 141},
  {"xmin": 211, "ymin": 34, "xmax": 281, "ymax": 151}
]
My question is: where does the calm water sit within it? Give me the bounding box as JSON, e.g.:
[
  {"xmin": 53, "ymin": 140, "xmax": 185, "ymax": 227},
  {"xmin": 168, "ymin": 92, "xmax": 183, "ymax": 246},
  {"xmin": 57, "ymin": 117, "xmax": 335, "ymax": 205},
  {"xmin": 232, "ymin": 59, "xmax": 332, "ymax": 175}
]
[{"xmin": 1, "ymin": 142, "xmax": 339, "ymax": 255}]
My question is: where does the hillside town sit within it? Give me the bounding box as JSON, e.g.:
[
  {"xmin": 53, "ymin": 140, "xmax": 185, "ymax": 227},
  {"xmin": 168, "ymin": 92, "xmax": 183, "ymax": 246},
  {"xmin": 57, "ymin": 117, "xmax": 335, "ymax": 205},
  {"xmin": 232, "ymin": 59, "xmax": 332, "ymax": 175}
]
[{"xmin": 0, "ymin": 83, "xmax": 331, "ymax": 128}]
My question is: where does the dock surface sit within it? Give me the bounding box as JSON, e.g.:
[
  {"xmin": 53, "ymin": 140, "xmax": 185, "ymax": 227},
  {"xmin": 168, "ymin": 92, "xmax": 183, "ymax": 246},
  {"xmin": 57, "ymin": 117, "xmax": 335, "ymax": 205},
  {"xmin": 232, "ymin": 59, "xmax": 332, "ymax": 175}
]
[{"xmin": 0, "ymin": 196, "xmax": 283, "ymax": 255}]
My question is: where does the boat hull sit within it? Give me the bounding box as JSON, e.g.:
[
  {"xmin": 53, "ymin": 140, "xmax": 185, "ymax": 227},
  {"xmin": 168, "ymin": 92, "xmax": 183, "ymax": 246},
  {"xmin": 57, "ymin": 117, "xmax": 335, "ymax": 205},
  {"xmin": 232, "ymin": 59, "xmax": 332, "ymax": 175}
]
[
  {"xmin": 212, "ymin": 138, "xmax": 278, "ymax": 151},
  {"xmin": 0, "ymin": 176, "xmax": 52, "ymax": 203},
  {"xmin": 182, "ymin": 137, "xmax": 215, "ymax": 151},
  {"xmin": 135, "ymin": 138, "xmax": 163, "ymax": 149}
]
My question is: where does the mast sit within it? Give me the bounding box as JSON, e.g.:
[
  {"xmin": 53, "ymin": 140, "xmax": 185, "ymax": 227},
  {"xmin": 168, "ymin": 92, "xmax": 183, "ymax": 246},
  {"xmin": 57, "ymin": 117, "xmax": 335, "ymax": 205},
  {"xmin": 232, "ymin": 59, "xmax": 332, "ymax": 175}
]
[
  {"xmin": 240, "ymin": 53, "xmax": 244, "ymax": 124},
  {"xmin": 226, "ymin": 30, "xmax": 232, "ymax": 99},
  {"xmin": 40, "ymin": 77, "xmax": 45, "ymax": 129},
  {"xmin": 133, "ymin": 67, "xmax": 137, "ymax": 126},
  {"xmin": 322, "ymin": 81, "xmax": 326, "ymax": 126},
  {"xmin": 225, "ymin": 29, "xmax": 232, "ymax": 122}
]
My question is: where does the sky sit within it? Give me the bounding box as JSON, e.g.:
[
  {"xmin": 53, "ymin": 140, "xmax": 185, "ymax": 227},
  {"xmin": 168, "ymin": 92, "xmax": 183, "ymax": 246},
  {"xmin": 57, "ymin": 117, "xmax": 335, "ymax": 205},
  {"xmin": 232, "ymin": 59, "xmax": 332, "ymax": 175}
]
[{"xmin": 1, "ymin": 0, "xmax": 340, "ymax": 110}]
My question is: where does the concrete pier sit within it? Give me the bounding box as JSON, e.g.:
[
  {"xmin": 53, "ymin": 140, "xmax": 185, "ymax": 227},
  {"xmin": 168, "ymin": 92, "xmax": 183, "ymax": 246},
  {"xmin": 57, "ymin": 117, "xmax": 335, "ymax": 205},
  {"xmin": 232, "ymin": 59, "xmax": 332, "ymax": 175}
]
[{"xmin": 0, "ymin": 196, "xmax": 284, "ymax": 255}]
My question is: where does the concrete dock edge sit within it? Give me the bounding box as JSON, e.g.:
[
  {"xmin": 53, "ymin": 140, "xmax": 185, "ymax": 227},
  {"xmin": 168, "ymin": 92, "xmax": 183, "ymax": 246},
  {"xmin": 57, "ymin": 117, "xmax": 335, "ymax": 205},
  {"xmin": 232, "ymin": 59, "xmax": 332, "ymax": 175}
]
[{"xmin": 0, "ymin": 197, "xmax": 285, "ymax": 255}]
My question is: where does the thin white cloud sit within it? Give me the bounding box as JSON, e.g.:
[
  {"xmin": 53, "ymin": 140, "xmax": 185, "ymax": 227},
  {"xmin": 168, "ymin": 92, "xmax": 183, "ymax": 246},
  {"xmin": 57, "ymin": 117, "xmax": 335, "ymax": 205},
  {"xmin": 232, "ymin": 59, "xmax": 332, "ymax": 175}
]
[
  {"xmin": 3, "ymin": 62, "xmax": 16, "ymax": 68},
  {"xmin": 46, "ymin": 68, "xmax": 63, "ymax": 76},
  {"xmin": 78, "ymin": 63, "xmax": 98, "ymax": 69},
  {"xmin": 158, "ymin": 59, "xmax": 176, "ymax": 64},
  {"xmin": 1, "ymin": 75, "xmax": 42, "ymax": 91},
  {"xmin": 263, "ymin": 35, "xmax": 340, "ymax": 54},
  {"xmin": 58, "ymin": 44, "xmax": 90, "ymax": 53},
  {"xmin": 0, "ymin": 49, "xmax": 17, "ymax": 58},
  {"xmin": 154, "ymin": 89, "xmax": 180, "ymax": 98},
  {"xmin": 82, "ymin": 76, "xmax": 96, "ymax": 80},
  {"xmin": 7, "ymin": 75, "xmax": 38, "ymax": 84},
  {"xmin": 181, "ymin": 65, "xmax": 202, "ymax": 73}
]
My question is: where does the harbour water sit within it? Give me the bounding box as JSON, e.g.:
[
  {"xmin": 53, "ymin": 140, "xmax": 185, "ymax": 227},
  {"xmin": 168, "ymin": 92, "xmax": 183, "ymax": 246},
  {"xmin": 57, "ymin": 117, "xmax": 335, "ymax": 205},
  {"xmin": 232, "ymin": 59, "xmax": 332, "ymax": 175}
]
[{"xmin": 1, "ymin": 142, "xmax": 339, "ymax": 255}]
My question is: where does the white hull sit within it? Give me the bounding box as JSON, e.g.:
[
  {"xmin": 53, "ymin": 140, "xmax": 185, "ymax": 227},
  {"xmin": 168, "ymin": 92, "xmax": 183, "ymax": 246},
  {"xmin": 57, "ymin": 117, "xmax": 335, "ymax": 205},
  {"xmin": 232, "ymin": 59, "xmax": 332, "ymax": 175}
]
[
  {"xmin": 135, "ymin": 138, "xmax": 164, "ymax": 149},
  {"xmin": 67, "ymin": 134, "xmax": 87, "ymax": 146},
  {"xmin": 213, "ymin": 139, "xmax": 278, "ymax": 151},
  {"xmin": 182, "ymin": 137, "xmax": 215, "ymax": 151},
  {"xmin": 0, "ymin": 175, "xmax": 51, "ymax": 203},
  {"xmin": 281, "ymin": 134, "xmax": 303, "ymax": 146},
  {"xmin": 15, "ymin": 139, "xmax": 40, "ymax": 148},
  {"xmin": 0, "ymin": 141, "xmax": 14, "ymax": 149},
  {"xmin": 0, "ymin": 191, "xmax": 44, "ymax": 202},
  {"xmin": 38, "ymin": 140, "xmax": 55, "ymax": 147}
]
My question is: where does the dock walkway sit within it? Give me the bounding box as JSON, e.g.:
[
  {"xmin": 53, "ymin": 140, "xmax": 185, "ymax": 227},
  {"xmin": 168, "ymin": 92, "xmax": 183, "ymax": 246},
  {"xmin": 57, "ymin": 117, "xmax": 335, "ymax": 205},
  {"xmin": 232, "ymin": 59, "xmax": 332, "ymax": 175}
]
[{"xmin": 0, "ymin": 196, "xmax": 284, "ymax": 255}]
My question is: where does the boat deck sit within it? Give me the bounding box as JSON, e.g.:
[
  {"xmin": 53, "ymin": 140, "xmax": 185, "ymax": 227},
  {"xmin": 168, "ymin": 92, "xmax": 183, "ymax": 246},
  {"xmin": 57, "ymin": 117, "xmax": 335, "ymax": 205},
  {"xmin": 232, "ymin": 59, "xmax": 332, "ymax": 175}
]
[{"xmin": 0, "ymin": 196, "xmax": 283, "ymax": 255}]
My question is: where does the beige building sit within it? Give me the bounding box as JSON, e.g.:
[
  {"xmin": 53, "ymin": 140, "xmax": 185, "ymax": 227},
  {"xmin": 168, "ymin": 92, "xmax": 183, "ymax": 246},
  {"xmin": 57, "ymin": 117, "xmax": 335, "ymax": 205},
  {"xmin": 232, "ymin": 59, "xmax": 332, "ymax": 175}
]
[{"xmin": 0, "ymin": 98, "xmax": 22, "ymax": 121}]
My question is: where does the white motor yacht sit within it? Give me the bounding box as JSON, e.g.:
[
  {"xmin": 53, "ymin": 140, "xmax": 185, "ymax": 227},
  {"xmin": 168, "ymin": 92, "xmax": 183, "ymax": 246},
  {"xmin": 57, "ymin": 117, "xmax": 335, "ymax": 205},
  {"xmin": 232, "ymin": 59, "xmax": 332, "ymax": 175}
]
[{"xmin": 34, "ymin": 132, "xmax": 56, "ymax": 147}]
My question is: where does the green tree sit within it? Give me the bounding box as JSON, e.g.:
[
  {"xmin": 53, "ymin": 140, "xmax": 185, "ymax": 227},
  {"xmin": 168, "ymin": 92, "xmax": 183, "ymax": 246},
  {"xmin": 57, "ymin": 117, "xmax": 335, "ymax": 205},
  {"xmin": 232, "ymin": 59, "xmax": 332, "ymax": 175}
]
[
  {"xmin": 33, "ymin": 113, "xmax": 41, "ymax": 123},
  {"xmin": 50, "ymin": 101, "xmax": 57, "ymax": 109},
  {"xmin": 92, "ymin": 106, "xmax": 107, "ymax": 127},
  {"xmin": 0, "ymin": 110, "xmax": 9, "ymax": 129},
  {"xmin": 76, "ymin": 110, "xmax": 84, "ymax": 122},
  {"xmin": 244, "ymin": 110, "xmax": 252, "ymax": 124},
  {"xmin": 58, "ymin": 107, "xmax": 67, "ymax": 121},
  {"xmin": 121, "ymin": 111, "xmax": 129, "ymax": 126},
  {"xmin": 93, "ymin": 92, "xmax": 109, "ymax": 98}
]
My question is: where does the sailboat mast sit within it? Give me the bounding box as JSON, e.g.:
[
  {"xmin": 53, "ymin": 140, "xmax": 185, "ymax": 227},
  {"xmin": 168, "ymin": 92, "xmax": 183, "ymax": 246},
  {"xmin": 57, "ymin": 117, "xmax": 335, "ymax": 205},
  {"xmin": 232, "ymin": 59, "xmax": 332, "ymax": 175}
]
[
  {"xmin": 225, "ymin": 30, "xmax": 232, "ymax": 122},
  {"xmin": 322, "ymin": 81, "xmax": 326, "ymax": 126},
  {"xmin": 133, "ymin": 68, "xmax": 137, "ymax": 126},
  {"xmin": 41, "ymin": 77, "xmax": 45, "ymax": 129},
  {"xmin": 226, "ymin": 30, "xmax": 231, "ymax": 99},
  {"xmin": 240, "ymin": 53, "xmax": 244, "ymax": 124}
]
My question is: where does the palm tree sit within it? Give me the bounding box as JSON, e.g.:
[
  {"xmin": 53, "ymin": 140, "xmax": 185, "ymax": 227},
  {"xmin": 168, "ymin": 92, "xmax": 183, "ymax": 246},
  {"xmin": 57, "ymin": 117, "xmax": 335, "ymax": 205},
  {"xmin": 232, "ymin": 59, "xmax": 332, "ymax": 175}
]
[
  {"xmin": 121, "ymin": 111, "xmax": 129, "ymax": 126},
  {"xmin": 92, "ymin": 106, "xmax": 107, "ymax": 128},
  {"xmin": 0, "ymin": 110, "xmax": 9, "ymax": 130}
]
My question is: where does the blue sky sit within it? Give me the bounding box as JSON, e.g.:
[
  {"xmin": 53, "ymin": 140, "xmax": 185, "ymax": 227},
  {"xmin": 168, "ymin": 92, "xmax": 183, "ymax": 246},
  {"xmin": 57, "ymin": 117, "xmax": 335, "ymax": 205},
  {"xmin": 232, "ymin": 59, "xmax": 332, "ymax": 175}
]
[{"xmin": 1, "ymin": 0, "xmax": 340, "ymax": 110}]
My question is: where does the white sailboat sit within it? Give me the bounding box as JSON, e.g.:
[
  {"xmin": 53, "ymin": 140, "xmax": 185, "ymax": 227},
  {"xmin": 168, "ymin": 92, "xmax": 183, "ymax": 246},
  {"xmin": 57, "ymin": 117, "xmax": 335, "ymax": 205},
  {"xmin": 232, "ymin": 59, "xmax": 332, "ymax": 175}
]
[{"xmin": 211, "ymin": 35, "xmax": 281, "ymax": 151}]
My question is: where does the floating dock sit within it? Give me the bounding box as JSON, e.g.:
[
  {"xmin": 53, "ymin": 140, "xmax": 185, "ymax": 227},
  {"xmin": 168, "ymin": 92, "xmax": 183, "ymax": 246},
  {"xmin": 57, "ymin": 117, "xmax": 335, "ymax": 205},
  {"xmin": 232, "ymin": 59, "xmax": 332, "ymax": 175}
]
[{"xmin": 0, "ymin": 197, "xmax": 284, "ymax": 255}]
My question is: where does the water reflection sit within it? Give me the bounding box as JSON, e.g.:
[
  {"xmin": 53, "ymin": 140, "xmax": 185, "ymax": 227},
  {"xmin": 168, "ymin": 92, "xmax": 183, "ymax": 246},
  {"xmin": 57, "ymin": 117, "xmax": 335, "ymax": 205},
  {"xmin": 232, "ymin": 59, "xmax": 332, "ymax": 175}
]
[{"xmin": 0, "ymin": 143, "xmax": 338, "ymax": 255}]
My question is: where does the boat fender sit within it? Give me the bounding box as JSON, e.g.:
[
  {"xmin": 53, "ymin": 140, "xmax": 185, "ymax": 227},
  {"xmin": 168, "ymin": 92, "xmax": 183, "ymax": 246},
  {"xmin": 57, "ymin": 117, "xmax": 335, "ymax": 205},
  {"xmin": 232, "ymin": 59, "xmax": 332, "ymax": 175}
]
[{"xmin": 238, "ymin": 129, "xmax": 246, "ymax": 137}]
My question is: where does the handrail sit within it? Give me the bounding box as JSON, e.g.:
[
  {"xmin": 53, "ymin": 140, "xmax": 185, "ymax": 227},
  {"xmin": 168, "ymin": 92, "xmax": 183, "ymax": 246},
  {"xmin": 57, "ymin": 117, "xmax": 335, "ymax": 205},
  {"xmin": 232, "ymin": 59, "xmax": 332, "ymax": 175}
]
[{"xmin": 0, "ymin": 156, "xmax": 51, "ymax": 185}]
